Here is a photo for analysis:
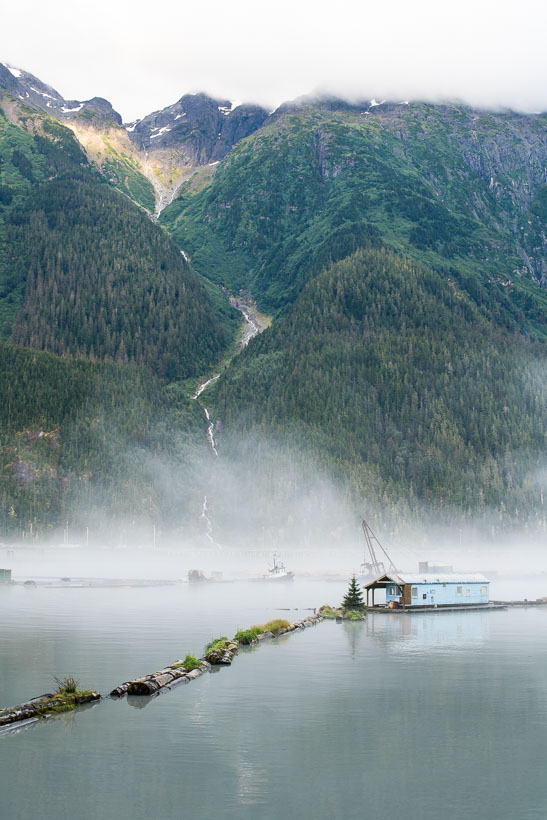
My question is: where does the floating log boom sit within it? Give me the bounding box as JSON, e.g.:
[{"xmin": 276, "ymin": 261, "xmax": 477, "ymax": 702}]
[
  {"xmin": 110, "ymin": 660, "xmax": 211, "ymax": 697},
  {"xmin": 0, "ymin": 691, "xmax": 100, "ymax": 728}
]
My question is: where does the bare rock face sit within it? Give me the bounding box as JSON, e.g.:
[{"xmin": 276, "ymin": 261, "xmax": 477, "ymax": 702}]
[
  {"xmin": 126, "ymin": 93, "xmax": 269, "ymax": 164},
  {"xmin": 0, "ymin": 63, "xmax": 122, "ymax": 126}
]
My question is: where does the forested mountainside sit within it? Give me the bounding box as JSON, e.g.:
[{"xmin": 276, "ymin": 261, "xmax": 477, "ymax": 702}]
[
  {"xmin": 0, "ymin": 343, "xmax": 210, "ymax": 537},
  {"xmin": 8, "ymin": 178, "xmax": 231, "ymax": 379},
  {"xmin": 0, "ymin": 105, "xmax": 236, "ymax": 377},
  {"xmin": 161, "ymin": 99, "xmax": 547, "ymax": 334},
  {"xmin": 0, "ymin": 88, "xmax": 238, "ymax": 538},
  {"xmin": 208, "ymin": 248, "xmax": 545, "ymax": 539},
  {"xmin": 0, "ymin": 66, "xmax": 545, "ymax": 541},
  {"xmin": 161, "ymin": 98, "xmax": 546, "ymax": 538}
]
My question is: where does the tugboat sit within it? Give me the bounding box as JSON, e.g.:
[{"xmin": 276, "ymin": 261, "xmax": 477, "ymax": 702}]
[{"xmin": 256, "ymin": 552, "xmax": 294, "ymax": 581}]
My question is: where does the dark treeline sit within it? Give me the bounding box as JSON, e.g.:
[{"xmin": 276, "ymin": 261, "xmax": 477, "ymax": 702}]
[{"xmin": 8, "ymin": 179, "xmax": 228, "ymax": 379}]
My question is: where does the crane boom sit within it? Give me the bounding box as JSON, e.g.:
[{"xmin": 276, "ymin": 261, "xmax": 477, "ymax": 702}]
[{"xmin": 360, "ymin": 517, "xmax": 397, "ymax": 578}]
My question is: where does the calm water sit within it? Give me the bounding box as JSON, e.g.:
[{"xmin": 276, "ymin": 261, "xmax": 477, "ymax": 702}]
[{"xmin": 1, "ymin": 578, "xmax": 547, "ymax": 820}]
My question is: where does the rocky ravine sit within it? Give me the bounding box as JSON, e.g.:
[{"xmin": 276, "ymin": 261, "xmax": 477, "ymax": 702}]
[{"xmin": 0, "ymin": 63, "xmax": 268, "ymax": 214}]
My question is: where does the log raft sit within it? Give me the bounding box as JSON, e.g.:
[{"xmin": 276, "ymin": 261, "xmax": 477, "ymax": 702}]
[
  {"xmin": 110, "ymin": 660, "xmax": 211, "ymax": 697},
  {"xmin": 0, "ymin": 691, "xmax": 100, "ymax": 728},
  {"xmin": 204, "ymin": 640, "xmax": 239, "ymax": 665},
  {"xmin": 110, "ymin": 614, "xmax": 324, "ymax": 696},
  {"xmin": 247, "ymin": 614, "xmax": 324, "ymax": 644}
]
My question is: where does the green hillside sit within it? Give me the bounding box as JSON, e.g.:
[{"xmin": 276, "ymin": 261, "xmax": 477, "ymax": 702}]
[
  {"xmin": 0, "ymin": 101, "xmax": 238, "ymax": 538},
  {"xmin": 7, "ymin": 178, "xmax": 231, "ymax": 379},
  {"xmin": 0, "ymin": 93, "xmax": 545, "ymax": 540},
  {"xmin": 0, "ymin": 103, "xmax": 239, "ymax": 378},
  {"xmin": 161, "ymin": 101, "xmax": 547, "ymax": 337},
  {"xmin": 209, "ymin": 248, "xmax": 546, "ymax": 538},
  {"xmin": 0, "ymin": 342, "xmax": 210, "ymax": 538}
]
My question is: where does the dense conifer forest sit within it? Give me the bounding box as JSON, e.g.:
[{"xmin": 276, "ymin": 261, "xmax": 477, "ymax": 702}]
[
  {"xmin": 210, "ymin": 248, "xmax": 545, "ymax": 537},
  {"xmin": 8, "ymin": 178, "xmax": 230, "ymax": 379},
  {"xmin": 0, "ymin": 101, "xmax": 236, "ymax": 537},
  {"xmin": 0, "ymin": 342, "xmax": 210, "ymax": 537}
]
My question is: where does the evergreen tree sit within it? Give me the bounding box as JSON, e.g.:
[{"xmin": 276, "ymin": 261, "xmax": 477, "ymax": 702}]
[{"xmin": 342, "ymin": 576, "xmax": 365, "ymax": 611}]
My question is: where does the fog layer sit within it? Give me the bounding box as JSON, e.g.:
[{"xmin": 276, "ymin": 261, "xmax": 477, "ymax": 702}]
[{"xmin": 1, "ymin": 0, "xmax": 546, "ymax": 120}]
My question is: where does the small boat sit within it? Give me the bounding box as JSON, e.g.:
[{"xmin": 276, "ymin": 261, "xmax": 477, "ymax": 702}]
[
  {"xmin": 187, "ymin": 569, "xmax": 223, "ymax": 583},
  {"xmin": 255, "ymin": 553, "xmax": 294, "ymax": 582}
]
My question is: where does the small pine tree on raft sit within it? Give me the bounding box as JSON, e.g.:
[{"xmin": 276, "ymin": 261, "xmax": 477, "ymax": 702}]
[{"xmin": 342, "ymin": 575, "xmax": 366, "ymax": 611}]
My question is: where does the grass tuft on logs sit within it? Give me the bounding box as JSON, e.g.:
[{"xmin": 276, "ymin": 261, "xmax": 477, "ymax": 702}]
[{"xmin": 53, "ymin": 674, "xmax": 80, "ymax": 695}]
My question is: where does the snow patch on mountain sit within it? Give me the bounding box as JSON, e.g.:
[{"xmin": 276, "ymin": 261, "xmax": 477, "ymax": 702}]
[
  {"xmin": 150, "ymin": 125, "xmax": 172, "ymax": 139},
  {"xmin": 30, "ymin": 86, "xmax": 57, "ymax": 100},
  {"xmin": 5, "ymin": 64, "xmax": 23, "ymax": 78}
]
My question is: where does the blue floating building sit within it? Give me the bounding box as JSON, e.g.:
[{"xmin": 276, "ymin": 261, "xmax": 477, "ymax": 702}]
[{"xmin": 363, "ymin": 573, "xmax": 490, "ymax": 609}]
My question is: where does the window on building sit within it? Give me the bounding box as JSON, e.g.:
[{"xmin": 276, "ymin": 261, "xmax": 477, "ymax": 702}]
[
  {"xmin": 466, "ymin": 588, "xmax": 471, "ymax": 596},
  {"xmin": 481, "ymin": 585, "xmax": 488, "ymax": 595},
  {"xmin": 456, "ymin": 586, "xmax": 462, "ymax": 594},
  {"xmin": 389, "ymin": 586, "xmax": 398, "ymax": 595},
  {"xmin": 423, "ymin": 593, "xmax": 427, "ymax": 599},
  {"xmin": 411, "ymin": 586, "xmax": 418, "ymax": 597}
]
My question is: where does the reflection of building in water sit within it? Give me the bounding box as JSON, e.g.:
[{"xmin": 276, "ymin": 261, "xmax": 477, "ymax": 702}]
[
  {"xmin": 364, "ymin": 573, "xmax": 490, "ymax": 609},
  {"xmin": 365, "ymin": 607, "xmax": 490, "ymax": 653}
]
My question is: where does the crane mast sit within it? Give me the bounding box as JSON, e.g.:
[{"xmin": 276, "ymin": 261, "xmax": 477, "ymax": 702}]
[{"xmin": 360, "ymin": 517, "xmax": 397, "ymax": 578}]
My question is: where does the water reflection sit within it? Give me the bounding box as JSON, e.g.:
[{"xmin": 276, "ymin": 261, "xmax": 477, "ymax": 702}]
[
  {"xmin": 365, "ymin": 610, "xmax": 490, "ymax": 654},
  {"xmin": 340, "ymin": 620, "xmax": 364, "ymax": 659},
  {"xmin": 1, "ymin": 584, "xmax": 547, "ymax": 820}
]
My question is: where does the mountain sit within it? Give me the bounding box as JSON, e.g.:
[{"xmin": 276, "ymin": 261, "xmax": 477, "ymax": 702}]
[
  {"xmin": 0, "ymin": 63, "xmax": 269, "ymax": 213},
  {"xmin": 127, "ymin": 92, "xmax": 268, "ymax": 161},
  {"xmin": 161, "ymin": 97, "xmax": 547, "ymax": 329},
  {"xmin": 0, "ymin": 66, "xmax": 545, "ymax": 541},
  {"xmin": 208, "ymin": 247, "xmax": 545, "ymax": 541},
  {"xmin": 0, "ymin": 103, "xmax": 235, "ymax": 377},
  {"xmin": 0, "ymin": 62, "xmax": 122, "ymax": 124},
  {"xmin": 160, "ymin": 96, "xmax": 546, "ymax": 538},
  {"xmin": 0, "ymin": 72, "xmax": 241, "ymax": 537}
]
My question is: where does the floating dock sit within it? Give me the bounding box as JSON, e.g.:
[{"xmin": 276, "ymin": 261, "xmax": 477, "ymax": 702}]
[
  {"xmin": 368, "ymin": 599, "xmax": 547, "ymax": 614},
  {"xmin": 368, "ymin": 603, "xmax": 507, "ymax": 614}
]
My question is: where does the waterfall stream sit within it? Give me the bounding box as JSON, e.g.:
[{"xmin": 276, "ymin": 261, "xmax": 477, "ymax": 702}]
[{"xmin": 192, "ymin": 294, "xmax": 267, "ymax": 545}]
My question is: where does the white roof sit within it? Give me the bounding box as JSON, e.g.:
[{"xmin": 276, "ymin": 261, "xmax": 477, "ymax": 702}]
[{"xmin": 365, "ymin": 572, "xmax": 489, "ymax": 588}]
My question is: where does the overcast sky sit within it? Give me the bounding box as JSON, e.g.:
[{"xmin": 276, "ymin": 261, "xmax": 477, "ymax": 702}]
[{"xmin": 1, "ymin": 0, "xmax": 546, "ymax": 121}]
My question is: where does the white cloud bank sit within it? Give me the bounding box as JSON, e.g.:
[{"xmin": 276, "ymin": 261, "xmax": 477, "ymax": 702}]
[{"xmin": 1, "ymin": 0, "xmax": 546, "ymax": 120}]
